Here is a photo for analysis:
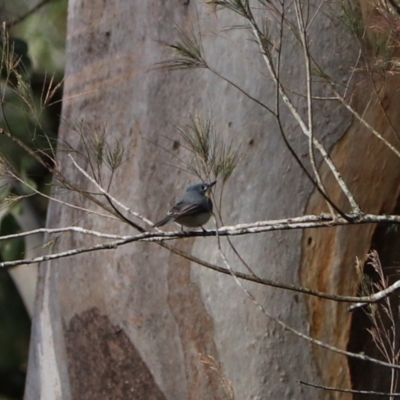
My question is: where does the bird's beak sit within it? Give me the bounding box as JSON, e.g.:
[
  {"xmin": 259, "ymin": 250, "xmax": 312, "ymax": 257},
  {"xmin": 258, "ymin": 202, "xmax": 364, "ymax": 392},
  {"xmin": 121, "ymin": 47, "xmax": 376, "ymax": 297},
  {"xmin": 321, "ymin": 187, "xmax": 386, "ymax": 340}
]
[{"xmin": 206, "ymin": 181, "xmax": 216, "ymax": 196}]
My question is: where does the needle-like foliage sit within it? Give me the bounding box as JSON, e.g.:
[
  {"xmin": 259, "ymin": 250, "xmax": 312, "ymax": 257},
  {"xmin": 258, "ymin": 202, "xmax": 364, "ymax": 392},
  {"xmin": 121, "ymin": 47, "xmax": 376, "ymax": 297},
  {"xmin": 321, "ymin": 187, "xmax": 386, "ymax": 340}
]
[
  {"xmin": 160, "ymin": 26, "xmax": 208, "ymax": 70},
  {"xmin": 178, "ymin": 112, "xmax": 239, "ymax": 184},
  {"xmin": 207, "ymin": 0, "xmax": 252, "ymax": 20}
]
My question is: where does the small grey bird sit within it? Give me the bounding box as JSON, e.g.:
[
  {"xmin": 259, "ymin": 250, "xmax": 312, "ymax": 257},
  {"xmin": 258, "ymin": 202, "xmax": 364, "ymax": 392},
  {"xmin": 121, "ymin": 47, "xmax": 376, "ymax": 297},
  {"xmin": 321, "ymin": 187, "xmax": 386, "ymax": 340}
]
[{"xmin": 155, "ymin": 181, "xmax": 216, "ymax": 228}]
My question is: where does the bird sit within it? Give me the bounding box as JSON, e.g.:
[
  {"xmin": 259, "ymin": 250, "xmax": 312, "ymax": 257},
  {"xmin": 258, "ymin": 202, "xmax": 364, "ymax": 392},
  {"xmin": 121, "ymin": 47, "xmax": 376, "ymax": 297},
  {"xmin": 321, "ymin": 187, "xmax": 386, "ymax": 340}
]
[{"xmin": 154, "ymin": 181, "xmax": 216, "ymax": 229}]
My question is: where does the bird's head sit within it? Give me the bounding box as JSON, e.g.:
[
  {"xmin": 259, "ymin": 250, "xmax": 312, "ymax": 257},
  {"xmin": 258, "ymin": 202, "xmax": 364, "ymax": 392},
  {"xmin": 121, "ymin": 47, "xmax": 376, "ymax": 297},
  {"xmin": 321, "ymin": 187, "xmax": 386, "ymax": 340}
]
[{"xmin": 186, "ymin": 181, "xmax": 216, "ymax": 196}]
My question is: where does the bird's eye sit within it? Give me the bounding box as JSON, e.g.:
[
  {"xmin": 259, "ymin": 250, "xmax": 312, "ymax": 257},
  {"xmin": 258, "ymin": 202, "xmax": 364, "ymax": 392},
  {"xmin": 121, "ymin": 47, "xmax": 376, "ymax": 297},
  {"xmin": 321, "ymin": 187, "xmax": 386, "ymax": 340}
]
[{"xmin": 202, "ymin": 185, "xmax": 207, "ymax": 190}]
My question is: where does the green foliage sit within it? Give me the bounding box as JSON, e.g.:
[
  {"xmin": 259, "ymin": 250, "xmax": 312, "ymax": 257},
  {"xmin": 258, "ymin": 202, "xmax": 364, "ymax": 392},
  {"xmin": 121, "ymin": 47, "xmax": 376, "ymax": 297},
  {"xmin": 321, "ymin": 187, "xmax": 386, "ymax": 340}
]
[
  {"xmin": 63, "ymin": 118, "xmax": 126, "ymax": 184},
  {"xmin": 0, "ymin": 36, "xmax": 32, "ymax": 82},
  {"xmin": 213, "ymin": 141, "xmax": 240, "ymax": 183},
  {"xmin": 160, "ymin": 26, "xmax": 208, "ymax": 70},
  {"xmin": 0, "ymin": 25, "xmax": 59, "ymax": 225},
  {"xmin": 386, "ymin": 224, "xmax": 400, "ymax": 234},
  {"xmin": 337, "ymin": 0, "xmax": 400, "ymax": 75},
  {"xmin": 0, "ymin": 214, "xmax": 25, "ymax": 262},
  {"xmin": 0, "ymin": 4, "xmax": 67, "ymax": 398},
  {"xmin": 0, "ymin": 268, "xmax": 30, "ymax": 399},
  {"xmin": 338, "ymin": 0, "xmax": 364, "ymax": 40},
  {"xmin": 207, "ymin": 0, "xmax": 252, "ymax": 19},
  {"xmin": 178, "ymin": 113, "xmax": 240, "ymax": 184},
  {"xmin": 10, "ymin": 0, "xmax": 67, "ymax": 77}
]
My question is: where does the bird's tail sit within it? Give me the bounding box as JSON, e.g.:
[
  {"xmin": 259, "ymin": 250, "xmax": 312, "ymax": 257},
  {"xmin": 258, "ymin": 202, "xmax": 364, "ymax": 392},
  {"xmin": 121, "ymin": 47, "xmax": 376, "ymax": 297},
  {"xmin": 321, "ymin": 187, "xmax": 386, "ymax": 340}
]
[{"xmin": 154, "ymin": 215, "xmax": 173, "ymax": 227}]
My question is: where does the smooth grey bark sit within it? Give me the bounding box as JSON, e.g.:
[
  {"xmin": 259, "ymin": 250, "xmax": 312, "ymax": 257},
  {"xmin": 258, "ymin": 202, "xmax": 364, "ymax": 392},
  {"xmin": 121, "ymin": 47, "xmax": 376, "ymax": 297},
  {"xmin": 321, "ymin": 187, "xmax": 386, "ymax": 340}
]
[{"xmin": 25, "ymin": 1, "xmax": 356, "ymax": 399}]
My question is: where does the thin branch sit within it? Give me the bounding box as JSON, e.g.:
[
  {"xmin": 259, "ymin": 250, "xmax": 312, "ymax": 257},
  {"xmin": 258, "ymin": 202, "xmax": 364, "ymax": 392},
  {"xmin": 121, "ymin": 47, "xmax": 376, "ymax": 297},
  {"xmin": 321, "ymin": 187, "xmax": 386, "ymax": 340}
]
[
  {"xmin": 299, "ymin": 380, "xmax": 400, "ymax": 397},
  {"xmin": 0, "ymin": 226, "xmax": 129, "ymax": 241},
  {"xmin": 5, "ymin": 211, "xmax": 400, "ymax": 254},
  {"xmin": 212, "ymin": 216, "xmax": 400, "ymax": 371},
  {"xmin": 161, "ymin": 14, "xmax": 357, "ymax": 218},
  {"xmin": 351, "ymin": 13, "xmax": 400, "ymax": 144},
  {"xmin": 0, "ymin": 128, "xmax": 119, "ymax": 218},
  {"xmin": 240, "ymin": 6, "xmax": 361, "ymax": 214},
  {"xmin": 8, "ymin": 168, "xmax": 118, "ymax": 221},
  {"xmin": 294, "ymin": 0, "xmax": 335, "ymax": 216},
  {"xmin": 209, "ymin": 66, "xmax": 276, "ymax": 116},
  {"xmin": 69, "ymin": 155, "xmax": 154, "ymax": 228},
  {"xmin": 5, "ymin": 0, "xmax": 57, "ymax": 29},
  {"xmin": 349, "ymin": 281, "xmax": 400, "ymax": 311},
  {"xmin": 328, "ymin": 84, "xmax": 400, "ymax": 159},
  {"xmin": 2, "ymin": 216, "xmax": 400, "ymax": 306}
]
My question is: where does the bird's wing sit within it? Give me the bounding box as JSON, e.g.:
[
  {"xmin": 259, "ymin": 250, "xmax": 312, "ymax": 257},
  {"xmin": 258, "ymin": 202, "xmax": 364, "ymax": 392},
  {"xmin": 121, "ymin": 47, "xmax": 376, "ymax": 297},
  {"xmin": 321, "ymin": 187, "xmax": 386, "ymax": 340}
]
[{"xmin": 169, "ymin": 200, "xmax": 209, "ymax": 217}]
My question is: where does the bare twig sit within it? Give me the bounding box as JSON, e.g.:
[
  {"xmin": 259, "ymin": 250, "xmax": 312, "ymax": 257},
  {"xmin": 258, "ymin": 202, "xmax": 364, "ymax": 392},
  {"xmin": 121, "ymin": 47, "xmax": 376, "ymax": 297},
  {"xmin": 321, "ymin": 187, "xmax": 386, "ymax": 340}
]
[
  {"xmin": 5, "ymin": 0, "xmax": 57, "ymax": 29},
  {"xmin": 212, "ymin": 217, "xmax": 400, "ymax": 371},
  {"xmin": 299, "ymin": 380, "xmax": 400, "ymax": 397},
  {"xmin": 8, "ymin": 167, "xmax": 118, "ymax": 221},
  {"xmin": 328, "ymin": 84, "xmax": 400, "ymax": 159},
  {"xmin": 349, "ymin": 280, "xmax": 400, "ymax": 311},
  {"xmin": 247, "ymin": 17, "xmax": 361, "ymax": 214},
  {"xmin": 294, "ymin": 0, "xmax": 335, "ymax": 216},
  {"xmin": 3, "ymin": 216, "xmax": 400, "ymax": 306},
  {"xmin": 0, "ymin": 226, "xmax": 129, "ymax": 241},
  {"xmin": 69, "ymin": 155, "xmax": 153, "ymax": 228}
]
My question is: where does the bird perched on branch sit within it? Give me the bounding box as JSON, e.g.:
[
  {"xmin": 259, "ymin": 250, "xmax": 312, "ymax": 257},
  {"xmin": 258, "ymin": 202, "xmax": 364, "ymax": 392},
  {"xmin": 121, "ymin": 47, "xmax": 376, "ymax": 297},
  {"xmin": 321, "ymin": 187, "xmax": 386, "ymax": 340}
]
[{"xmin": 155, "ymin": 181, "xmax": 216, "ymax": 229}]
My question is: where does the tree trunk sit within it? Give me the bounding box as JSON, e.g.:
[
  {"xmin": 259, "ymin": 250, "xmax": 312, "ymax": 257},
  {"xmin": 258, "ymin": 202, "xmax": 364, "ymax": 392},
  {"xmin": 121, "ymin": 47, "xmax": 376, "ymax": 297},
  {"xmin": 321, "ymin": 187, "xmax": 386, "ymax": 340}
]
[{"xmin": 24, "ymin": 1, "xmax": 374, "ymax": 399}]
